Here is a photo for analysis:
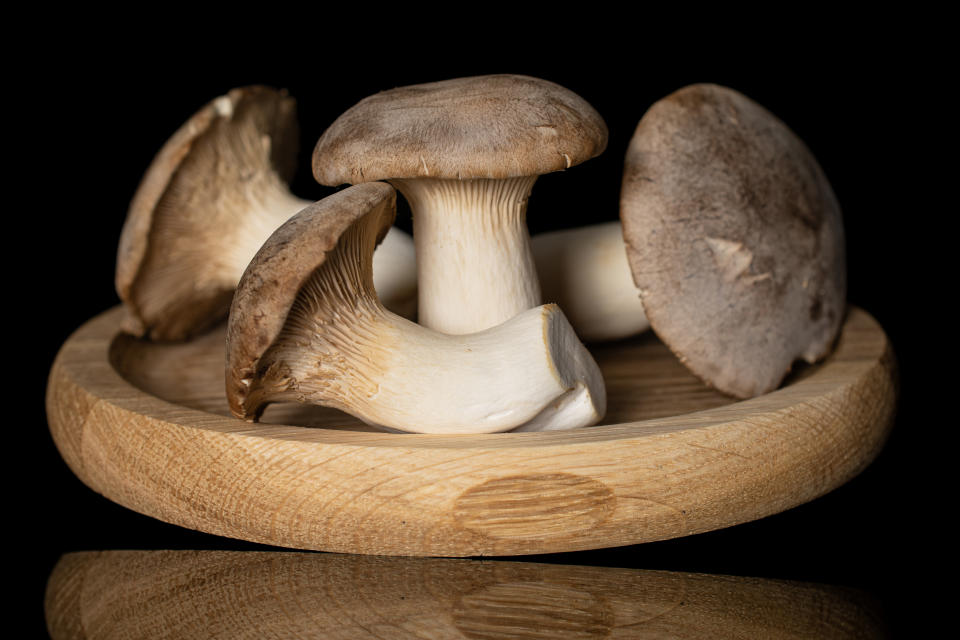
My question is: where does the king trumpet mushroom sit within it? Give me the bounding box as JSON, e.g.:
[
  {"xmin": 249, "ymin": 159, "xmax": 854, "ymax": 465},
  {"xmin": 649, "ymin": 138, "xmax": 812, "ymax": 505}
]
[
  {"xmin": 116, "ymin": 85, "xmax": 416, "ymax": 341},
  {"xmin": 312, "ymin": 74, "xmax": 608, "ymax": 335},
  {"xmin": 225, "ymin": 183, "xmax": 606, "ymax": 434},
  {"xmin": 621, "ymin": 83, "xmax": 846, "ymax": 398}
]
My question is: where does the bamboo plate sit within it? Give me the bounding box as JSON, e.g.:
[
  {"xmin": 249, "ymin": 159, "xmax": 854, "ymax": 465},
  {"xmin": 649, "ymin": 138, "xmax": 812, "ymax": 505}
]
[{"xmin": 46, "ymin": 305, "xmax": 896, "ymax": 557}]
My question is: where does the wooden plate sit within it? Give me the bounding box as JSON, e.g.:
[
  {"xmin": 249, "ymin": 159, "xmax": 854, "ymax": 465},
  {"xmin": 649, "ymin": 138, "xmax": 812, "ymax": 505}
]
[{"xmin": 46, "ymin": 306, "xmax": 896, "ymax": 556}]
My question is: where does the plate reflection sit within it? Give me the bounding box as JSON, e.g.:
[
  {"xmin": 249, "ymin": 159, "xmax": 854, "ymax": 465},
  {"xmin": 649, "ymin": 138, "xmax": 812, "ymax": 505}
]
[{"xmin": 46, "ymin": 550, "xmax": 886, "ymax": 639}]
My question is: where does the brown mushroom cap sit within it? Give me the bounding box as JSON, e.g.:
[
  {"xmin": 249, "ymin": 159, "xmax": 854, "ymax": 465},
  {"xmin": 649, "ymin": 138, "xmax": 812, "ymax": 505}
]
[
  {"xmin": 311, "ymin": 74, "xmax": 608, "ymax": 184},
  {"xmin": 116, "ymin": 85, "xmax": 299, "ymax": 341},
  {"xmin": 621, "ymin": 83, "xmax": 846, "ymax": 399},
  {"xmin": 225, "ymin": 182, "xmax": 395, "ymax": 419}
]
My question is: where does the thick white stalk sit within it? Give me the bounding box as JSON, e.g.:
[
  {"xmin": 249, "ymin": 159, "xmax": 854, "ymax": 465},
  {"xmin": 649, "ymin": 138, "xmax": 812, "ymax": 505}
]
[
  {"xmin": 221, "ymin": 185, "xmax": 416, "ymax": 318},
  {"xmin": 394, "ymin": 177, "xmax": 541, "ymax": 334},
  {"xmin": 533, "ymin": 221, "xmax": 649, "ymax": 342},
  {"xmin": 371, "ymin": 225, "xmax": 417, "ymax": 319},
  {"xmin": 265, "ymin": 303, "xmax": 604, "ymax": 434},
  {"xmin": 220, "ymin": 186, "xmax": 313, "ymax": 286}
]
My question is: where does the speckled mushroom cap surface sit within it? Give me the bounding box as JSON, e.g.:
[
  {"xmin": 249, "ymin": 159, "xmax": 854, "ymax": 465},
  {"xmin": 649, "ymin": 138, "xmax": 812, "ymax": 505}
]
[
  {"xmin": 621, "ymin": 83, "xmax": 846, "ymax": 399},
  {"xmin": 116, "ymin": 85, "xmax": 299, "ymax": 341},
  {"xmin": 311, "ymin": 74, "xmax": 608, "ymax": 184},
  {"xmin": 225, "ymin": 182, "xmax": 395, "ymax": 418}
]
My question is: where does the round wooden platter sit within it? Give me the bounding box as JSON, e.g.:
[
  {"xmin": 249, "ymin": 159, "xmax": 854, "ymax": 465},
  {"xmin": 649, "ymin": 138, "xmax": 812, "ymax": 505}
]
[{"xmin": 46, "ymin": 305, "xmax": 896, "ymax": 557}]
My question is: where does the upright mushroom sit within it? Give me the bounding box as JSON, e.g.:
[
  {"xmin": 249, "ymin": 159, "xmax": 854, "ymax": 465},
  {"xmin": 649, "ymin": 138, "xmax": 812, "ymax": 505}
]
[
  {"xmin": 621, "ymin": 83, "xmax": 846, "ymax": 398},
  {"xmin": 226, "ymin": 183, "xmax": 606, "ymax": 434},
  {"xmin": 116, "ymin": 85, "xmax": 416, "ymax": 341},
  {"xmin": 312, "ymin": 74, "xmax": 608, "ymax": 334}
]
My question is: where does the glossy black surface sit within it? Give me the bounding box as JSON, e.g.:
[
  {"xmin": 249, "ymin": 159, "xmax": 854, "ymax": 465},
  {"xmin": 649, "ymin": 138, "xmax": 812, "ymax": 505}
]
[{"xmin": 22, "ymin": 21, "xmax": 938, "ymax": 637}]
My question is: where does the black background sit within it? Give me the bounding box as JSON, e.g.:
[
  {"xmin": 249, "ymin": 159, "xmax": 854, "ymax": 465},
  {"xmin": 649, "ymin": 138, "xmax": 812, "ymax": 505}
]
[{"xmin": 20, "ymin": 19, "xmax": 940, "ymax": 637}]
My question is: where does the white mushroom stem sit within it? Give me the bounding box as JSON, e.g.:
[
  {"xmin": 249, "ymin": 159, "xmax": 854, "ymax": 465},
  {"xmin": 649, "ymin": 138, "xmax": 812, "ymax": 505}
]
[
  {"xmin": 391, "ymin": 176, "xmax": 541, "ymax": 334},
  {"xmin": 371, "ymin": 224, "xmax": 417, "ymax": 319},
  {"xmin": 512, "ymin": 368, "xmax": 605, "ymax": 432},
  {"xmin": 215, "ymin": 185, "xmax": 416, "ymax": 319},
  {"xmin": 240, "ymin": 210, "xmax": 604, "ymax": 434},
  {"xmin": 218, "ymin": 188, "xmax": 314, "ymax": 287},
  {"xmin": 261, "ymin": 304, "xmax": 604, "ymax": 434},
  {"xmin": 532, "ymin": 221, "xmax": 650, "ymax": 342}
]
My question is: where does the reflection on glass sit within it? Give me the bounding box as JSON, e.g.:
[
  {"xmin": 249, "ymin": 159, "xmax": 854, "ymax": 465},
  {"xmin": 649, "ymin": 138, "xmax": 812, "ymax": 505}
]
[{"xmin": 46, "ymin": 551, "xmax": 886, "ymax": 639}]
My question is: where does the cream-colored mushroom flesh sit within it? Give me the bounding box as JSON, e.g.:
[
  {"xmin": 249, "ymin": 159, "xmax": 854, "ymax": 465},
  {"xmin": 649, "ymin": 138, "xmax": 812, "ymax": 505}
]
[
  {"xmin": 226, "ymin": 183, "xmax": 606, "ymax": 434},
  {"xmin": 312, "ymin": 74, "xmax": 608, "ymax": 335},
  {"xmin": 393, "ymin": 176, "xmax": 539, "ymax": 333},
  {"xmin": 532, "ymin": 221, "xmax": 649, "ymax": 342},
  {"xmin": 116, "ymin": 86, "xmax": 306, "ymax": 341},
  {"xmin": 371, "ymin": 225, "xmax": 417, "ymax": 320},
  {"xmin": 621, "ymin": 84, "xmax": 846, "ymax": 398}
]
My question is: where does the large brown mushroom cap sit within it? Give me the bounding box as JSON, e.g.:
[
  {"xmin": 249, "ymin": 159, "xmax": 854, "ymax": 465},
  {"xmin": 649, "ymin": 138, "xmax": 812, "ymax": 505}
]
[
  {"xmin": 116, "ymin": 85, "xmax": 300, "ymax": 341},
  {"xmin": 621, "ymin": 83, "xmax": 846, "ymax": 399},
  {"xmin": 311, "ymin": 74, "xmax": 608, "ymax": 184}
]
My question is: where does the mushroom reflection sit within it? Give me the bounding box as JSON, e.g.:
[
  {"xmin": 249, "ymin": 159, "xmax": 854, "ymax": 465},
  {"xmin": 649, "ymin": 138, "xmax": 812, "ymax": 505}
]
[{"xmin": 46, "ymin": 551, "xmax": 886, "ymax": 639}]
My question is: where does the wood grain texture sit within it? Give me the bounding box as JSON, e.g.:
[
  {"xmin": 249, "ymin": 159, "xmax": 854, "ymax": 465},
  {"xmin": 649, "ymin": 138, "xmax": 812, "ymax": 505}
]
[
  {"xmin": 45, "ymin": 550, "xmax": 887, "ymax": 639},
  {"xmin": 45, "ymin": 306, "xmax": 896, "ymax": 556}
]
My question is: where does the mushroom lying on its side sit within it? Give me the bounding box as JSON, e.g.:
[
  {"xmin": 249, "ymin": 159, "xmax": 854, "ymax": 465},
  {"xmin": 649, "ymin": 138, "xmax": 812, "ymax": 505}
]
[
  {"xmin": 621, "ymin": 83, "xmax": 846, "ymax": 398},
  {"xmin": 116, "ymin": 85, "xmax": 416, "ymax": 341},
  {"xmin": 226, "ymin": 183, "xmax": 606, "ymax": 434},
  {"xmin": 532, "ymin": 221, "xmax": 649, "ymax": 342},
  {"xmin": 312, "ymin": 74, "xmax": 608, "ymax": 335}
]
